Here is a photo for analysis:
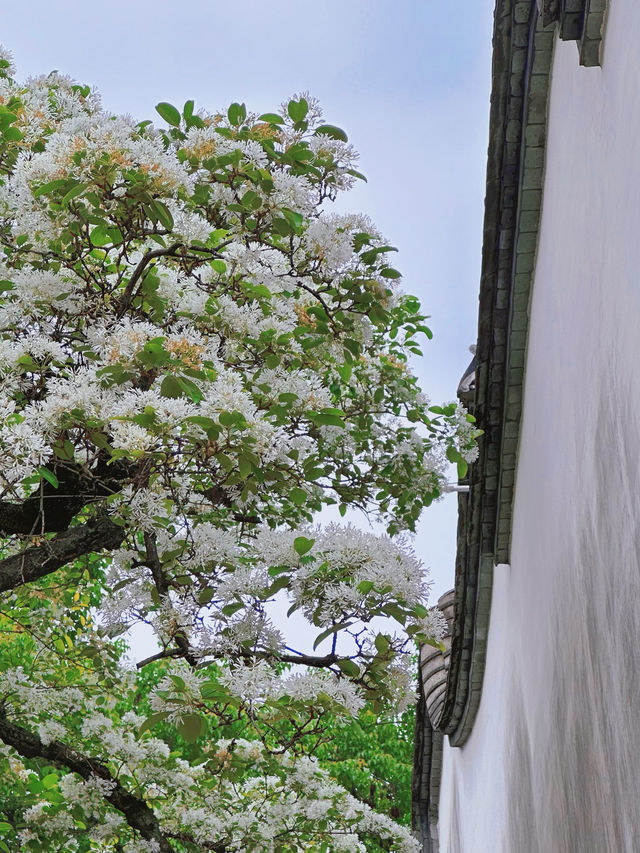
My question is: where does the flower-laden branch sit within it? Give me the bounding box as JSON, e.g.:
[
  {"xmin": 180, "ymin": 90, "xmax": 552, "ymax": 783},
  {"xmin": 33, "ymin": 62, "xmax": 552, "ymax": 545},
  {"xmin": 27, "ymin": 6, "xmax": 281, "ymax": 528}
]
[
  {"xmin": 143, "ymin": 531, "xmax": 198, "ymax": 667},
  {"xmin": 115, "ymin": 242, "xmax": 183, "ymax": 317},
  {"xmin": 135, "ymin": 645, "xmax": 340, "ymax": 671},
  {"xmin": 0, "ymin": 516, "xmax": 124, "ymax": 593},
  {"xmin": 0, "ymin": 708, "xmax": 175, "ymax": 853}
]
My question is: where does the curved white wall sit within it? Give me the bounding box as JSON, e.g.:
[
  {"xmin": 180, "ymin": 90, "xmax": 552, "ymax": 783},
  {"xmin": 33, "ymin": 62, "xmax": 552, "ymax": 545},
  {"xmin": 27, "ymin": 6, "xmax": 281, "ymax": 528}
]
[{"xmin": 438, "ymin": 2, "xmax": 640, "ymax": 850}]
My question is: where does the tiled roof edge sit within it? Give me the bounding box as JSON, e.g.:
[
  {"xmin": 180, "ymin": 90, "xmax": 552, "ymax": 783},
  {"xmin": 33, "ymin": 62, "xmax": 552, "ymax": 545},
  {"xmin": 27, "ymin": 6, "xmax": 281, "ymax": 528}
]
[
  {"xmin": 411, "ymin": 1, "xmax": 610, "ymax": 844},
  {"xmin": 442, "ymin": 0, "xmax": 555, "ymax": 748}
]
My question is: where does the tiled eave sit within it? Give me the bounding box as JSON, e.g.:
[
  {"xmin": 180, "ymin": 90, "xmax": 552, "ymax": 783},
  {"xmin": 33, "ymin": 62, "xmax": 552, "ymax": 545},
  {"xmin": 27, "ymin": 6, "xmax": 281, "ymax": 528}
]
[
  {"xmin": 411, "ymin": 2, "xmax": 609, "ymax": 846},
  {"xmin": 443, "ymin": 0, "xmax": 555, "ymax": 750},
  {"xmin": 439, "ymin": 0, "xmax": 608, "ymax": 755}
]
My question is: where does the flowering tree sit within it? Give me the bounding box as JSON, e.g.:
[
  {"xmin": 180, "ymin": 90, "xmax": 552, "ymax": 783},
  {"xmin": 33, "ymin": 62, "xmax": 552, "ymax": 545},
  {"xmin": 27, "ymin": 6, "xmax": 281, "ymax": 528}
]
[{"xmin": 0, "ymin": 46, "xmax": 477, "ymax": 853}]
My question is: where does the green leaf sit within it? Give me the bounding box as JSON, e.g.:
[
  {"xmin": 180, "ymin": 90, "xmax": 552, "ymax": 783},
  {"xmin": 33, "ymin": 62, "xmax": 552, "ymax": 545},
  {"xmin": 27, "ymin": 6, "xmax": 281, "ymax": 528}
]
[
  {"xmin": 268, "ymin": 565, "xmax": 290, "ymax": 577},
  {"xmin": 216, "ymin": 453, "xmax": 233, "ymax": 472},
  {"xmin": 241, "ymin": 189, "xmax": 261, "ymax": 210},
  {"xmin": 312, "ymin": 413, "xmax": 345, "ymax": 428},
  {"xmin": 41, "ymin": 773, "xmax": 58, "ymax": 790},
  {"xmin": 0, "ymin": 110, "xmax": 18, "ymax": 129},
  {"xmin": 186, "ymin": 415, "xmax": 217, "ymax": 435},
  {"xmin": 383, "ymin": 603, "xmax": 407, "ymax": 625},
  {"xmin": 219, "ymin": 410, "xmax": 246, "ymax": 429},
  {"xmin": 139, "ymin": 712, "xmax": 169, "ymax": 736},
  {"xmin": 337, "ymin": 659, "xmax": 360, "ymax": 678},
  {"xmin": 160, "ymin": 374, "xmax": 183, "ymax": 399},
  {"xmin": 90, "ymin": 225, "xmax": 117, "ymax": 247},
  {"xmin": 380, "ymin": 267, "xmax": 402, "ymax": 279},
  {"xmin": 457, "ymin": 459, "xmax": 469, "ymax": 479},
  {"xmin": 293, "ymin": 536, "xmax": 314, "ymax": 556},
  {"xmin": 237, "ymin": 455, "xmax": 252, "ymax": 478},
  {"xmin": 27, "ymin": 776, "xmax": 43, "ymax": 794},
  {"xmin": 313, "ymin": 621, "xmax": 352, "ymax": 651},
  {"xmin": 2, "ymin": 126, "xmax": 22, "ymax": 142},
  {"xmin": 272, "ymin": 217, "xmax": 292, "ymax": 237},
  {"xmin": 287, "ymin": 98, "xmax": 309, "ymax": 123},
  {"xmin": 374, "ymin": 634, "xmax": 391, "ymax": 654},
  {"xmin": 37, "ymin": 467, "xmax": 59, "ymax": 489},
  {"xmin": 227, "ymin": 102, "xmax": 247, "ymax": 126},
  {"xmin": 336, "ymin": 363, "xmax": 352, "ymax": 383},
  {"xmin": 170, "ymin": 674, "xmax": 186, "ymax": 691},
  {"xmin": 197, "ymin": 587, "xmax": 214, "ymax": 605},
  {"xmin": 347, "ymin": 168, "xmax": 367, "ymax": 182},
  {"xmin": 258, "ymin": 113, "xmax": 285, "ymax": 124},
  {"xmin": 152, "ymin": 199, "xmax": 174, "ymax": 231},
  {"xmin": 314, "ymin": 124, "xmax": 348, "ymax": 142},
  {"xmin": 60, "ymin": 182, "xmax": 86, "ymax": 207},
  {"xmin": 52, "ymin": 438, "xmax": 75, "ymax": 461},
  {"xmin": 33, "ymin": 178, "xmax": 67, "ymax": 198},
  {"xmin": 267, "ymin": 575, "xmax": 290, "ymax": 595},
  {"xmin": 137, "ymin": 339, "xmax": 168, "ymax": 368},
  {"xmin": 282, "ymin": 207, "xmax": 303, "ymax": 232},
  {"xmin": 155, "ymin": 102, "xmax": 181, "ymax": 127},
  {"xmin": 200, "ymin": 681, "xmax": 224, "ymax": 700},
  {"xmin": 445, "ymin": 445, "xmax": 462, "ymax": 464},
  {"xmin": 289, "ymin": 488, "xmax": 307, "ymax": 507},
  {"xmin": 89, "ymin": 429, "xmax": 110, "ymax": 450},
  {"xmin": 357, "ymin": 580, "xmax": 374, "ymax": 595},
  {"xmin": 176, "ymin": 376, "xmax": 202, "ymax": 402}
]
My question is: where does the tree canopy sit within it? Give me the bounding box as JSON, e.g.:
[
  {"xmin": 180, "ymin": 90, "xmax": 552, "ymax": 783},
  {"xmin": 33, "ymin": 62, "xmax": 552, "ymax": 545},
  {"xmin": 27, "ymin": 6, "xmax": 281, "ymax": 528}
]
[{"xmin": 0, "ymin": 45, "xmax": 477, "ymax": 852}]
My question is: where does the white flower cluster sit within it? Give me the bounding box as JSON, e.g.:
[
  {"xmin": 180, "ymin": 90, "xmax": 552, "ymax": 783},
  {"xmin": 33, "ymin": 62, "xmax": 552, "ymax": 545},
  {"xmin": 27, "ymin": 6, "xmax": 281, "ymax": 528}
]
[
  {"xmin": 248, "ymin": 522, "xmax": 429, "ymax": 625},
  {"xmin": 0, "ymin": 44, "xmax": 15, "ymax": 77},
  {"xmin": 0, "ymin": 51, "xmax": 476, "ymax": 853},
  {"xmin": 216, "ymin": 660, "xmax": 365, "ymax": 716}
]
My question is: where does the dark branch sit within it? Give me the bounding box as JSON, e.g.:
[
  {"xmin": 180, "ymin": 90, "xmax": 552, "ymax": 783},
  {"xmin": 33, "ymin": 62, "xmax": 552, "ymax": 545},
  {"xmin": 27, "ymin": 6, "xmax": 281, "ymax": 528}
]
[
  {"xmin": 136, "ymin": 645, "xmax": 339, "ymax": 671},
  {"xmin": 143, "ymin": 532, "xmax": 197, "ymax": 666},
  {"xmin": 116, "ymin": 242, "xmax": 182, "ymax": 317},
  {"xmin": 136, "ymin": 648, "xmax": 184, "ymax": 669},
  {"xmin": 199, "ymin": 485, "xmax": 260, "ymax": 523},
  {"xmin": 0, "ymin": 708, "xmax": 173, "ymax": 853},
  {"xmin": 116, "ymin": 239, "xmax": 233, "ymax": 319},
  {"xmin": 0, "ymin": 516, "xmax": 124, "ymax": 593},
  {"xmin": 0, "ymin": 459, "xmax": 132, "ymax": 535}
]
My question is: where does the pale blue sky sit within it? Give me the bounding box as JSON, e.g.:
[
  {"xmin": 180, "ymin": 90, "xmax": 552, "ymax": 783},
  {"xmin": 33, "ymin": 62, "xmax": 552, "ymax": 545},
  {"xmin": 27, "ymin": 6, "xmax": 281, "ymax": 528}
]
[{"xmin": 3, "ymin": 0, "xmax": 495, "ymax": 600}]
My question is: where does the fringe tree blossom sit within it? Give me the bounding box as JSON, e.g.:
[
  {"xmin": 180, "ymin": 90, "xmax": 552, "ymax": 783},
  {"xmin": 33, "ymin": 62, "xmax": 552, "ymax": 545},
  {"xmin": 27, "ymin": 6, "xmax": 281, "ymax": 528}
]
[{"xmin": 0, "ymin": 49, "xmax": 479, "ymax": 852}]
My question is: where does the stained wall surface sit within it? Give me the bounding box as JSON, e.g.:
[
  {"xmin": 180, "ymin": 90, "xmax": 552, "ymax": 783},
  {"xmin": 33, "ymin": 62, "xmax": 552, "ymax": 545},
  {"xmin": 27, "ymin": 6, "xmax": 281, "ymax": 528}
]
[{"xmin": 437, "ymin": 1, "xmax": 640, "ymax": 850}]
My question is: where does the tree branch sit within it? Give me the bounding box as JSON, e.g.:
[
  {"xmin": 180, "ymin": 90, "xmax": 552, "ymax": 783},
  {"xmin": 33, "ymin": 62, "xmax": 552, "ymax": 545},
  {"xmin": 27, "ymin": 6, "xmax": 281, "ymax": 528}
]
[
  {"xmin": 136, "ymin": 645, "xmax": 339, "ymax": 671},
  {"xmin": 116, "ymin": 243, "xmax": 182, "ymax": 317},
  {"xmin": 143, "ymin": 532, "xmax": 197, "ymax": 666},
  {"xmin": 0, "ymin": 708, "xmax": 174, "ymax": 853},
  {"xmin": 116, "ymin": 239, "xmax": 233, "ymax": 319},
  {"xmin": 0, "ymin": 458, "xmax": 133, "ymax": 535},
  {"xmin": 0, "ymin": 516, "xmax": 124, "ymax": 593}
]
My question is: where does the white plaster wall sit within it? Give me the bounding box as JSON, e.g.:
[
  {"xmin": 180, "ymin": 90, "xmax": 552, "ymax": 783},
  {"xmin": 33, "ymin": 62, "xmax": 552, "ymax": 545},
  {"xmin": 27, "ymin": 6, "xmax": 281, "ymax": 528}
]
[{"xmin": 438, "ymin": 1, "xmax": 640, "ymax": 849}]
